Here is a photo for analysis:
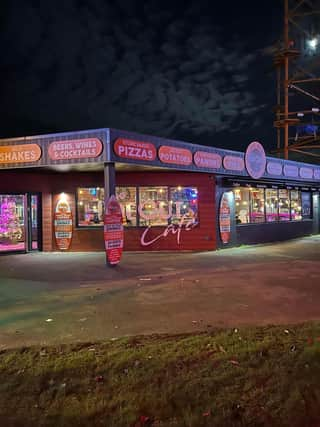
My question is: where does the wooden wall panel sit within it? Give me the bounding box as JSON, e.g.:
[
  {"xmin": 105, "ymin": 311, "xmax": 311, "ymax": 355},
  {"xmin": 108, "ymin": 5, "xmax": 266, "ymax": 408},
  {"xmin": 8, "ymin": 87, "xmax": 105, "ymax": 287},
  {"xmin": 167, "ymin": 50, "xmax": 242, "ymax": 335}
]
[{"xmin": 0, "ymin": 170, "xmax": 217, "ymax": 252}]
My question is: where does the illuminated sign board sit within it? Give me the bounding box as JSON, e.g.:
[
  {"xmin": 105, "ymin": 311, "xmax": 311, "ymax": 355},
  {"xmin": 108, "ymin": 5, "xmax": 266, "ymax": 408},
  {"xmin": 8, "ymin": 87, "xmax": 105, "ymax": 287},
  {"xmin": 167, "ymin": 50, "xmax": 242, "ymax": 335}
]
[
  {"xmin": 194, "ymin": 151, "xmax": 222, "ymax": 169},
  {"xmin": 0, "ymin": 144, "xmax": 41, "ymax": 164},
  {"xmin": 114, "ymin": 138, "xmax": 156, "ymax": 161},
  {"xmin": 48, "ymin": 138, "xmax": 103, "ymax": 160},
  {"xmin": 158, "ymin": 146, "xmax": 192, "ymax": 166}
]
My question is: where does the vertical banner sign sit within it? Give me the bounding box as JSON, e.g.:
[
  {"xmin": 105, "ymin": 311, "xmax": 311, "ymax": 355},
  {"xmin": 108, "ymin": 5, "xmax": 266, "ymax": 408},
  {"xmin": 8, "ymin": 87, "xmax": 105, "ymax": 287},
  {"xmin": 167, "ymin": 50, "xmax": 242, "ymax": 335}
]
[
  {"xmin": 219, "ymin": 192, "xmax": 231, "ymax": 244},
  {"xmin": 54, "ymin": 198, "xmax": 73, "ymax": 250},
  {"xmin": 104, "ymin": 195, "xmax": 124, "ymax": 266}
]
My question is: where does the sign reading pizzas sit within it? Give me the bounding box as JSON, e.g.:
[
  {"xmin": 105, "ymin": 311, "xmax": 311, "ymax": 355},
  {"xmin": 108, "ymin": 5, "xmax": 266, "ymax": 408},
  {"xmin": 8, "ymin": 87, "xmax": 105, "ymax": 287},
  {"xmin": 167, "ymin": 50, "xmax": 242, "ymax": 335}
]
[
  {"xmin": 54, "ymin": 198, "xmax": 73, "ymax": 250},
  {"xmin": 104, "ymin": 195, "xmax": 124, "ymax": 266},
  {"xmin": 114, "ymin": 138, "xmax": 157, "ymax": 161},
  {"xmin": 219, "ymin": 192, "xmax": 231, "ymax": 244}
]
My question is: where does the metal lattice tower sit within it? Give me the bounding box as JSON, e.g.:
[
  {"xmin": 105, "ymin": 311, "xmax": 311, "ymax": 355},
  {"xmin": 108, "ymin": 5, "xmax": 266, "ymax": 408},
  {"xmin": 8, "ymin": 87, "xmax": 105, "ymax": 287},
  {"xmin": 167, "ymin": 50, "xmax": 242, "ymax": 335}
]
[{"xmin": 273, "ymin": 0, "xmax": 320, "ymax": 161}]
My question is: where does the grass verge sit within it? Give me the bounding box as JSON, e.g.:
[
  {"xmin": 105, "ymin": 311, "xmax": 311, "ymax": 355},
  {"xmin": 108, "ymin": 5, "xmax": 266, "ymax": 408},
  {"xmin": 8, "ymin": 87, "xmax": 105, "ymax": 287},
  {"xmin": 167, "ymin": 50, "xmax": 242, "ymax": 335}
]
[{"xmin": 0, "ymin": 323, "xmax": 320, "ymax": 427}]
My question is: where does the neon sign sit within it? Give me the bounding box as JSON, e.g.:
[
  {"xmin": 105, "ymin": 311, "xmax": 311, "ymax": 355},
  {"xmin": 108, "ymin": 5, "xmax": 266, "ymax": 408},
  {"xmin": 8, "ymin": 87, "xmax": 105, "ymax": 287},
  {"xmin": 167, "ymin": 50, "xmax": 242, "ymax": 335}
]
[
  {"xmin": 119, "ymin": 197, "xmax": 197, "ymax": 246},
  {"xmin": 140, "ymin": 215, "xmax": 197, "ymax": 246}
]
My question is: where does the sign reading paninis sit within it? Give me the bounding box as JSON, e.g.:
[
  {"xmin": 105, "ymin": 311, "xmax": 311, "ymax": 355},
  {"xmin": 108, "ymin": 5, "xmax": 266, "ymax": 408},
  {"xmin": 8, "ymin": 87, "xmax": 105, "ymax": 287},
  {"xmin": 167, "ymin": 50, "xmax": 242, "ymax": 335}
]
[
  {"xmin": 114, "ymin": 138, "xmax": 157, "ymax": 161},
  {"xmin": 194, "ymin": 151, "xmax": 222, "ymax": 169},
  {"xmin": 48, "ymin": 138, "xmax": 103, "ymax": 160}
]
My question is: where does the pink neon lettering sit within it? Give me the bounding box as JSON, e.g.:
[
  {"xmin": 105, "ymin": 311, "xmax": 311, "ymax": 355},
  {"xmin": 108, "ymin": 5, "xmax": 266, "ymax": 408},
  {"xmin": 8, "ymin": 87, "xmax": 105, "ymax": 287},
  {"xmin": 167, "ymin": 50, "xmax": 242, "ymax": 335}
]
[{"xmin": 140, "ymin": 215, "xmax": 197, "ymax": 246}]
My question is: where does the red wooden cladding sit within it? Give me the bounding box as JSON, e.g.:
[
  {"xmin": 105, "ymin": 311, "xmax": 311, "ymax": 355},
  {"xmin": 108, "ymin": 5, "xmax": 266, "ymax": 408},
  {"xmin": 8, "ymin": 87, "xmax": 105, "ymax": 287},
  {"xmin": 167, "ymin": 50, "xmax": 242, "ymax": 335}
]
[
  {"xmin": 0, "ymin": 170, "xmax": 216, "ymax": 252},
  {"xmin": 117, "ymin": 172, "xmax": 216, "ymax": 251}
]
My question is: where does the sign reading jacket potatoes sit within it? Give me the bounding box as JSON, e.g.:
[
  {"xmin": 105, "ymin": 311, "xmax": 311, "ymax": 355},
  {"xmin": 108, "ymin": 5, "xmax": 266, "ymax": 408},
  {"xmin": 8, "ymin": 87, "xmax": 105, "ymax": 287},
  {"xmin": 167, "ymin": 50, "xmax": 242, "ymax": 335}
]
[{"xmin": 0, "ymin": 144, "xmax": 41, "ymax": 164}]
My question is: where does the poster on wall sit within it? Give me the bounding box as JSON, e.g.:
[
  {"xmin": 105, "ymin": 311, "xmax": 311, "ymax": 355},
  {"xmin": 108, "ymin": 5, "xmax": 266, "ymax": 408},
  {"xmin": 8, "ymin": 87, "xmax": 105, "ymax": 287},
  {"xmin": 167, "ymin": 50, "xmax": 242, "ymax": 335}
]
[
  {"xmin": 219, "ymin": 192, "xmax": 231, "ymax": 244},
  {"xmin": 104, "ymin": 195, "xmax": 124, "ymax": 266},
  {"xmin": 54, "ymin": 197, "xmax": 73, "ymax": 250}
]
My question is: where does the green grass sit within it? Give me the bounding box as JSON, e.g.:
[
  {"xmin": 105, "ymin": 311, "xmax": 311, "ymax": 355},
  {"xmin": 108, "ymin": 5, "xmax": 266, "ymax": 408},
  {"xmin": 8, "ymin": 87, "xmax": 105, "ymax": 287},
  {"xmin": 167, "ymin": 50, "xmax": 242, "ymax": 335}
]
[{"xmin": 1, "ymin": 323, "xmax": 320, "ymax": 427}]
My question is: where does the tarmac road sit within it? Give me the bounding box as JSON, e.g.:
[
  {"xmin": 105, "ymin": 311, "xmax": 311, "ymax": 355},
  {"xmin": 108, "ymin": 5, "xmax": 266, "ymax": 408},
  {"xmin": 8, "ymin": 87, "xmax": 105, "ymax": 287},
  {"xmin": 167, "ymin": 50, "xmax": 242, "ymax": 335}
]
[{"xmin": 0, "ymin": 235, "xmax": 319, "ymax": 349}]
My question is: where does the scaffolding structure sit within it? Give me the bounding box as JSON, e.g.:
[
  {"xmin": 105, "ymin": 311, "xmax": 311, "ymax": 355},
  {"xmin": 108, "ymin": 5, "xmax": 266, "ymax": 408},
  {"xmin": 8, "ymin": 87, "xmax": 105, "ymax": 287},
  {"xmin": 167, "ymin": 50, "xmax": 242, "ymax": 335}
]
[{"xmin": 273, "ymin": 0, "xmax": 320, "ymax": 161}]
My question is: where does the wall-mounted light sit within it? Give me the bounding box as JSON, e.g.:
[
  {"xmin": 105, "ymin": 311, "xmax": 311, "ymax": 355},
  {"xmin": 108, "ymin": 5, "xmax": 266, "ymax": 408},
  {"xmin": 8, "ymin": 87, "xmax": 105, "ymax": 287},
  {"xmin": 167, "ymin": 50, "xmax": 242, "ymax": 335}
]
[{"xmin": 60, "ymin": 192, "xmax": 67, "ymax": 203}]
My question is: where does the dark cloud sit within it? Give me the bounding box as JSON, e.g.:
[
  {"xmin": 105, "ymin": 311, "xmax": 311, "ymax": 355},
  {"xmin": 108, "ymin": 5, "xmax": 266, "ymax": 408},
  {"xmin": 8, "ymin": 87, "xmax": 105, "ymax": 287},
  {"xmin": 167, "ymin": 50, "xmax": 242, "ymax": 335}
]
[{"xmin": 0, "ymin": 0, "xmax": 280, "ymax": 150}]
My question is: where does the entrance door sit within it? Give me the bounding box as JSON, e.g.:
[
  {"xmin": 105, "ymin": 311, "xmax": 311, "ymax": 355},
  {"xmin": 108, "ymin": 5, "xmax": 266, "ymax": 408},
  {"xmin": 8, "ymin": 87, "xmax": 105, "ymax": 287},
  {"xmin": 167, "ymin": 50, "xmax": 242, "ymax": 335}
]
[
  {"xmin": 0, "ymin": 193, "xmax": 41, "ymax": 253},
  {"xmin": 312, "ymin": 193, "xmax": 319, "ymax": 235},
  {"xmin": 27, "ymin": 193, "xmax": 42, "ymax": 251}
]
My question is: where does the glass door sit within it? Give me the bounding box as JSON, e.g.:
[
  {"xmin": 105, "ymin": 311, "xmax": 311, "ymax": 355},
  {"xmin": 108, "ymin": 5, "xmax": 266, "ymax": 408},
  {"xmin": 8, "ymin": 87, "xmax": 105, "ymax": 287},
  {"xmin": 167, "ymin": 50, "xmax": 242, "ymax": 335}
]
[
  {"xmin": 0, "ymin": 194, "xmax": 26, "ymax": 252},
  {"xmin": 27, "ymin": 193, "xmax": 41, "ymax": 251},
  {"xmin": 0, "ymin": 193, "xmax": 42, "ymax": 253}
]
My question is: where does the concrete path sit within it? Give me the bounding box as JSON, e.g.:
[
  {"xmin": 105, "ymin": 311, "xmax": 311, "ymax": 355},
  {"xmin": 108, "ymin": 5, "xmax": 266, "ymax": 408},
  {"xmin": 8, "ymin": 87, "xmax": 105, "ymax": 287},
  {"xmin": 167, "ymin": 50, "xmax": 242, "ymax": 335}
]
[{"xmin": 0, "ymin": 236, "xmax": 319, "ymax": 348}]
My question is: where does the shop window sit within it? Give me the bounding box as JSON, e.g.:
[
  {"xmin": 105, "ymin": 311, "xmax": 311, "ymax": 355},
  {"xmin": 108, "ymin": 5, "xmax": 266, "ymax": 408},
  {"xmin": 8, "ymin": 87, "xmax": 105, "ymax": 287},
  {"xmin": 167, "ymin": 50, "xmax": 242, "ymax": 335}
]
[
  {"xmin": 278, "ymin": 189, "xmax": 290, "ymax": 221},
  {"xmin": 170, "ymin": 187, "xmax": 198, "ymax": 225},
  {"xmin": 77, "ymin": 187, "xmax": 104, "ymax": 226},
  {"xmin": 139, "ymin": 187, "xmax": 169, "ymax": 226},
  {"xmin": 77, "ymin": 185, "xmax": 199, "ymax": 228},
  {"xmin": 234, "ymin": 188, "xmax": 250, "ymax": 224},
  {"xmin": 265, "ymin": 189, "xmax": 279, "ymax": 222},
  {"xmin": 116, "ymin": 187, "xmax": 137, "ymax": 226},
  {"xmin": 249, "ymin": 188, "xmax": 265, "ymax": 223},
  {"xmin": 301, "ymin": 192, "xmax": 312, "ymax": 219},
  {"xmin": 290, "ymin": 190, "xmax": 302, "ymax": 220}
]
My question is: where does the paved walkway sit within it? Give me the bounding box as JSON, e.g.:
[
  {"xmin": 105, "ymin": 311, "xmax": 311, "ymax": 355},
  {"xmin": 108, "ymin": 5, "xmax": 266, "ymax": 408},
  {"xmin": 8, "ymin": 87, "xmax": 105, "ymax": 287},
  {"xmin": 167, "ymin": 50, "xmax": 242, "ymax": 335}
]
[{"xmin": 0, "ymin": 236, "xmax": 319, "ymax": 348}]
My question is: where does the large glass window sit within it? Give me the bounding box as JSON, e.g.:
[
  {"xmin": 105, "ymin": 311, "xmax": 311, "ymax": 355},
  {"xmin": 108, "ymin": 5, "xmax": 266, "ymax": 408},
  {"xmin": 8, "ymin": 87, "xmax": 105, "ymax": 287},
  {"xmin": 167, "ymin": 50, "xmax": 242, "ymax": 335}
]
[
  {"xmin": 250, "ymin": 188, "xmax": 265, "ymax": 223},
  {"xmin": 265, "ymin": 189, "xmax": 278, "ymax": 222},
  {"xmin": 290, "ymin": 190, "xmax": 302, "ymax": 221},
  {"xmin": 116, "ymin": 187, "xmax": 137, "ymax": 227},
  {"xmin": 170, "ymin": 187, "xmax": 198, "ymax": 225},
  {"xmin": 77, "ymin": 187, "xmax": 104, "ymax": 226},
  {"xmin": 279, "ymin": 189, "xmax": 290, "ymax": 221},
  {"xmin": 139, "ymin": 187, "xmax": 169, "ymax": 226},
  {"xmin": 77, "ymin": 186, "xmax": 199, "ymax": 228},
  {"xmin": 234, "ymin": 188, "xmax": 250, "ymax": 224},
  {"xmin": 233, "ymin": 186, "xmax": 311, "ymax": 225}
]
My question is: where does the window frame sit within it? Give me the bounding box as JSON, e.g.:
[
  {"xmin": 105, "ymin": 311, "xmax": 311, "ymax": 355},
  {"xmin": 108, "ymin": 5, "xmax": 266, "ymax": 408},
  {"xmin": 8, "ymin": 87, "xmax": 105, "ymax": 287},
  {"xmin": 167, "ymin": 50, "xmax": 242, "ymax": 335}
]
[
  {"xmin": 76, "ymin": 185, "xmax": 200, "ymax": 229},
  {"xmin": 75, "ymin": 187, "xmax": 105, "ymax": 229},
  {"xmin": 234, "ymin": 186, "xmax": 312, "ymax": 226}
]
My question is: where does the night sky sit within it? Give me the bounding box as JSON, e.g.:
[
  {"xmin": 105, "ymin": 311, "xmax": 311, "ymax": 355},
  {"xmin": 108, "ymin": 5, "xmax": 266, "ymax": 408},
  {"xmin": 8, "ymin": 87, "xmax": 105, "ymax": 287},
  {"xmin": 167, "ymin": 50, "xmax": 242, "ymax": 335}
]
[{"xmin": 1, "ymin": 0, "xmax": 283, "ymax": 152}]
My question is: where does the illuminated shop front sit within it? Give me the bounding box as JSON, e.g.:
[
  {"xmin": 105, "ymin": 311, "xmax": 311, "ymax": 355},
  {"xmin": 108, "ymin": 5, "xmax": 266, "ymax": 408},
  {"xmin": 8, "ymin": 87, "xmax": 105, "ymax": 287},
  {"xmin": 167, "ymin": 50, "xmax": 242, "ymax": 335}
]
[{"xmin": 0, "ymin": 128, "xmax": 319, "ymax": 256}]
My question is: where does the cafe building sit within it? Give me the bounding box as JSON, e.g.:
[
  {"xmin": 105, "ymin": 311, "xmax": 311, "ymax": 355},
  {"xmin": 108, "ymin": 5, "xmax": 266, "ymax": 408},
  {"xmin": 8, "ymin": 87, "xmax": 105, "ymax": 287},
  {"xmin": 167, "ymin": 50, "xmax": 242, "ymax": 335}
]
[{"xmin": 0, "ymin": 127, "xmax": 319, "ymax": 256}]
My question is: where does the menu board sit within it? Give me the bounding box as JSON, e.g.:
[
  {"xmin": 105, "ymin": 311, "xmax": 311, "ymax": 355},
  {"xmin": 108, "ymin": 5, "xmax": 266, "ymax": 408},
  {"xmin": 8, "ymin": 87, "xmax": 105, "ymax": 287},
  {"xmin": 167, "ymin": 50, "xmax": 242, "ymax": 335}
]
[
  {"xmin": 54, "ymin": 198, "xmax": 73, "ymax": 250},
  {"xmin": 219, "ymin": 192, "xmax": 231, "ymax": 244},
  {"xmin": 104, "ymin": 195, "xmax": 124, "ymax": 266}
]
